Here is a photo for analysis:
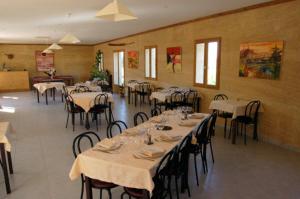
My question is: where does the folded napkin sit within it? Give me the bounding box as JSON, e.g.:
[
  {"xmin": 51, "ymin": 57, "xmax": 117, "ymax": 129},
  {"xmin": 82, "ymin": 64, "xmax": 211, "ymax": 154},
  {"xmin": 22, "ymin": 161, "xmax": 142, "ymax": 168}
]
[
  {"xmin": 141, "ymin": 146, "xmax": 165, "ymax": 158},
  {"xmin": 189, "ymin": 113, "xmax": 205, "ymax": 119},
  {"xmin": 97, "ymin": 138, "xmax": 117, "ymax": 149},
  {"xmin": 163, "ymin": 110, "xmax": 175, "ymax": 115},
  {"xmin": 150, "ymin": 117, "xmax": 163, "ymax": 123},
  {"xmin": 178, "ymin": 120, "xmax": 197, "ymax": 127},
  {"xmin": 123, "ymin": 128, "xmax": 140, "ymax": 136},
  {"xmin": 159, "ymin": 133, "xmax": 182, "ymax": 142}
]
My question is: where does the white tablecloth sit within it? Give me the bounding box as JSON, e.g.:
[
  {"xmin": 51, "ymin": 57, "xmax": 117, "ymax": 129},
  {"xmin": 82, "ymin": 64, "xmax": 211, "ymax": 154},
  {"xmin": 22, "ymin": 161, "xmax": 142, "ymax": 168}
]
[
  {"xmin": 34, "ymin": 82, "xmax": 65, "ymax": 94},
  {"xmin": 209, "ymin": 100, "xmax": 264, "ymax": 119},
  {"xmin": 69, "ymin": 112, "xmax": 209, "ymax": 193},
  {"xmin": 0, "ymin": 122, "xmax": 14, "ymax": 152},
  {"xmin": 127, "ymin": 81, "xmax": 153, "ymax": 91},
  {"xmin": 70, "ymin": 92, "xmax": 113, "ymax": 112},
  {"xmin": 150, "ymin": 88, "xmax": 202, "ymax": 102},
  {"xmin": 66, "ymin": 85, "xmax": 102, "ymax": 94}
]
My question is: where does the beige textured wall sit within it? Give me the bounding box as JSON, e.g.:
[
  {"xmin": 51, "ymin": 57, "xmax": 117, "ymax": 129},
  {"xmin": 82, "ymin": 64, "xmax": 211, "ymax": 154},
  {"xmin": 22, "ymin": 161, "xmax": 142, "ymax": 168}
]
[
  {"xmin": 0, "ymin": 44, "xmax": 93, "ymax": 83},
  {"xmin": 94, "ymin": 1, "xmax": 300, "ymax": 151}
]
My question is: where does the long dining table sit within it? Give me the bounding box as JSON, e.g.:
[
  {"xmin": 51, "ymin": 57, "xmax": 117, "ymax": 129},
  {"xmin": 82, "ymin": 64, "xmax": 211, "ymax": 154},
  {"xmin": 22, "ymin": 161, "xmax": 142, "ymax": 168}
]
[
  {"xmin": 69, "ymin": 111, "xmax": 209, "ymax": 198},
  {"xmin": 70, "ymin": 92, "xmax": 114, "ymax": 129}
]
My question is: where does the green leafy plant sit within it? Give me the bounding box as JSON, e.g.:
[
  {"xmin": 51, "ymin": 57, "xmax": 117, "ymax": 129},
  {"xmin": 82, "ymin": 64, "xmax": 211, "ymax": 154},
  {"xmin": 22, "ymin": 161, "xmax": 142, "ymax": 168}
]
[{"xmin": 90, "ymin": 50, "xmax": 107, "ymax": 80}]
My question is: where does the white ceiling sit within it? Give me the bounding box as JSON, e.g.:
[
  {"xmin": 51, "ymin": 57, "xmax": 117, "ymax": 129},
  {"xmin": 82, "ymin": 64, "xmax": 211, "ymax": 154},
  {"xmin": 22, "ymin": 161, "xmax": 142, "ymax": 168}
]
[{"xmin": 0, "ymin": 0, "xmax": 270, "ymax": 45}]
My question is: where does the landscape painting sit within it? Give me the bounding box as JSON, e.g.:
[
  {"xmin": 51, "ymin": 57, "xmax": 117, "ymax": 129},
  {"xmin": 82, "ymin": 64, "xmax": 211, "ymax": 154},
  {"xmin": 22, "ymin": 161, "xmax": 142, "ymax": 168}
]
[
  {"xmin": 128, "ymin": 51, "xmax": 139, "ymax": 68},
  {"xmin": 239, "ymin": 41, "xmax": 283, "ymax": 80},
  {"xmin": 166, "ymin": 47, "xmax": 182, "ymax": 73}
]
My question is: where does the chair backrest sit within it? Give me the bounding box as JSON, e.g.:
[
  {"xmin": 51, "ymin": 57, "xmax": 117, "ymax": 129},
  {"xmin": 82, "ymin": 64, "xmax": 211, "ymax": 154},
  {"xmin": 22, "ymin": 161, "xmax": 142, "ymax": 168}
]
[
  {"xmin": 65, "ymin": 95, "xmax": 77, "ymax": 112},
  {"xmin": 176, "ymin": 135, "xmax": 192, "ymax": 173},
  {"xmin": 151, "ymin": 107, "xmax": 162, "ymax": 117},
  {"xmin": 171, "ymin": 91, "xmax": 184, "ymax": 104},
  {"xmin": 184, "ymin": 90, "xmax": 198, "ymax": 105},
  {"xmin": 195, "ymin": 117, "xmax": 210, "ymax": 143},
  {"xmin": 137, "ymin": 82, "xmax": 151, "ymax": 93},
  {"xmin": 106, "ymin": 120, "xmax": 128, "ymax": 138},
  {"xmin": 94, "ymin": 93, "xmax": 108, "ymax": 106},
  {"xmin": 214, "ymin": 94, "xmax": 228, "ymax": 100},
  {"xmin": 72, "ymin": 131, "xmax": 100, "ymax": 158},
  {"xmin": 152, "ymin": 147, "xmax": 177, "ymax": 198},
  {"xmin": 133, "ymin": 112, "xmax": 149, "ymax": 126},
  {"xmin": 244, "ymin": 100, "xmax": 261, "ymax": 120},
  {"xmin": 207, "ymin": 112, "xmax": 217, "ymax": 139}
]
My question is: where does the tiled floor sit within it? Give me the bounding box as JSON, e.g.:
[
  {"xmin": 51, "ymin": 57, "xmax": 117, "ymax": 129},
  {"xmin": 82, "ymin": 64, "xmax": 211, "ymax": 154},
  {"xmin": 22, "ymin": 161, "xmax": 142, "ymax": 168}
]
[{"xmin": 0, "ymin": 91, "xmax": 300, "ymax": 199}]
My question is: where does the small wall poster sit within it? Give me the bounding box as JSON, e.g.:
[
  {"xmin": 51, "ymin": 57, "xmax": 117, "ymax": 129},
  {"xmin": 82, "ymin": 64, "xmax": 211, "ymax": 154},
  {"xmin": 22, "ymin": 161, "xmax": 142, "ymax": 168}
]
[{"xmin": 35, "ymin": 51, "xmax": 54, "ymax": 71}]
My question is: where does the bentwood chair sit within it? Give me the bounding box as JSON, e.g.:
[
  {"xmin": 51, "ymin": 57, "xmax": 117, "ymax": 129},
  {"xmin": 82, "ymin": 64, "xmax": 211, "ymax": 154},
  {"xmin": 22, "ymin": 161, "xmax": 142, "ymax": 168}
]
[
  {"xmin": 72, "ymin": 132, "xmax": 117, "ymax": 199},
  {"xmin": 230, "ymin": 100, "xmax": 261, "ymax": 145},
  {"xmin": 121, "ymin": 148, "xmax": 177, "ymax": 199},
  {"xmin": 90, "ymin": 93, "xmax": 113, "ymax": 131},
  {"xmin": 65, "ymin": 95, "xmax": 85, "ymax": 131},
  {"xmin": 170, "ymin": 91, "xmax": 185, "ymax": 110},
  {"xmin": 183, "ymin": 90, "xmax": 198, "ymax": 111},
  {"xmin": 162, "ymin": 135, "xmax": 192, "ymax": 199},
  {"xmin": 151, "ymin": 106, "xmax": 162, "ymax": 117},
  {"xmin": 214, "ymin": 94, "xmax": 233, "ymax": 138},
  {"xmin": 135, "ymin": 82, "xmax": 152, "ymax": 106},
  {"xmin": 106, "ymin": 120, "xmax": 128, "ymax": 138},
  {"xmin": 133, "ymin": 112, "xmax": 149, "ymax": 126}
]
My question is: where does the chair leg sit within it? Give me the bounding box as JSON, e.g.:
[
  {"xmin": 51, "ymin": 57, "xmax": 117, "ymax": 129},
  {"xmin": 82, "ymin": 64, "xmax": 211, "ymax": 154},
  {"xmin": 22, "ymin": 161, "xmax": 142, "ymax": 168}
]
[
  {"xmin": 210, "ymin": 142, "xmax": 215, "ymax": 163},
  {"xmin": 121, "ymin": 192, "xmax": 127, "ymax": 199},
  {"xmin": 175, "ymin": 177, "xmax": 179, "ymax": 199},
  {"xmin": 193, "ymin": 154, "xmax": 199, "ymax": 186},
  {"xmin": 95, "ymin": 114, "xmax": 98, "ymax": 131},
  {"xmin": 107, "ymin": 189, "xmax": 112, "ymax": 199},
  {"xmin": 66, "ymin": 113, "xmax": 69, "ymax": 128},
  {"xmin": 167, "ymin": 176, "xmax": 172, "ymax": 199},
  {"xmin": 100, "ymin": 189, "xmax": 102, "ymax": 199},
  {"xmin": 224, "ymin": 118, "xmax": 227, "ymax": 137},
  {"xmin": 199, "ymin": 151, "xmax": 206, "ymax": 174},
  {"xmin": 244, "ymin": 123, "xmax": 247, "ymax": 145},
  {"xmin": 203, "ymin": 145, "xmax": 208, "ymax": 172},
  {"xmin": 72, "ymin": 113, "xmax": 75, "ymax": 131},
  {"xmin": 80, "ymin": 179, "xmax": 84, "ymax": 199}
]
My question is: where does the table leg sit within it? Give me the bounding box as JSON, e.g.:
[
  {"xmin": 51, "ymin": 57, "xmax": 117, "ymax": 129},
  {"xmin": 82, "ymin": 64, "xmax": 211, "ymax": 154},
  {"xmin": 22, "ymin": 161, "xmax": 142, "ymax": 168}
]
[
  {"xmin": 128, "ymin": 87, "xmax": 131, "ymax": 104},
  {"xmin": 53, "ymin": 88, "xmax": 56, "ymax": 101},
  {"xmin": 0, "ymin": 144, "xmax": 11, "ymax": 194},
  {"xmin": 36, "ymin": 89, "xmax": 40, "ymax": 103},
  {"xmin": 85, "ymin": 177, "xmax": 93, "ymax": 199},
  {"xmin": 109, "ymin": 102, "xmax": 112, "ymax": 123},
  {"xmin": 7, "ymin": 152, "xmax": 13, "ymax": 174},
  {"xmin": 232, "ymin": 120, "xmax": 237, "ymax": 144},
  {"xmin": 45, "ymin": 90, "xmax": 48, "ymax": 105},
  {"xmin": 85, "ymin": 113, "xmax": 90, "ymax": 130},
  {"xmin": 134, "ymin": 93, "xmax": 137, "ymax": 107}
]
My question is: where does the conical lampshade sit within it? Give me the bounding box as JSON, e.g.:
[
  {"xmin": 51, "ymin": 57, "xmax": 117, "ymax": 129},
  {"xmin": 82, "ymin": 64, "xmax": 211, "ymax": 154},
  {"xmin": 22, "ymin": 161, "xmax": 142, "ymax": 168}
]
[
  {"xmin": 48, "ymin": 43, "xmax": 63, "ymax": 50},
  {"xmin": 59, "ymin": 33, "xmax": 81, "ymax": 44},
  {"xmin": 42, "ymin": 48, "xmax": 54, "ymax": 54},
  {"xmin": 96, "ymin": 0, "xmax": 137, "ymax": 22}
]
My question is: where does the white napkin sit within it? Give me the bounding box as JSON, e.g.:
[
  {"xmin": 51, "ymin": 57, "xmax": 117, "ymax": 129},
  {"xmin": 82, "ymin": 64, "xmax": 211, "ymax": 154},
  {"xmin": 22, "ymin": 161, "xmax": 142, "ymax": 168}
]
[
  {"xmin": 178, "ymin": 120, "xmax": 197, "ymax": 127},
  {"xmin": 189, "ymin": 113, "xmax": 205, "ymax": 119},
  {"xmin": 159, "ymin": 133, "xmax": 182, "ymax": 142},
  {"xmin": 150, "ymin": 117, "xmax": 163, "ymax": 123},
  {"xmin": 141, "ymin": 146, "xmax": 165, "ymax": 158},
  {"xmin": 123, "ymin": 128, "xmax": 140, "ymax": 136},
  {"xmin": 97, "ymin": 138, "xmax": 117, "ymax": 149}
]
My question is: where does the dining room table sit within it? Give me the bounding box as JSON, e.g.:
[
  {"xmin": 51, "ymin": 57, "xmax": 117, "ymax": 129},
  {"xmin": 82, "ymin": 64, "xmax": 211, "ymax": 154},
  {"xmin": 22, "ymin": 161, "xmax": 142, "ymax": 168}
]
[
  {"xmin": 69, "ymin": 110, "xmax": 209, "ymax": 199},
  {"xmin": 209, "ymin": 99, "xmax": 264, "ymax": 144},
  {"xmin": 126, "ymin": 81, "xmax": 153, "ymax": 105},
  {"xmin": 66, "ymin": 85, "xmax": 102, "ymax": 94},
  {"xmin": 33, "ymin": 82, "xmax": 65, "ymax": 105},
  {"xmin": 150, "ymin": 87, "xmax": 202, "ymax": 112},
  {"xmin": 0, "ymin": 122, "xmax": 14, "ymax": 194},
  {"xmin": 69, "ymin": 92, "xmax": 114, "ymax": 129}
]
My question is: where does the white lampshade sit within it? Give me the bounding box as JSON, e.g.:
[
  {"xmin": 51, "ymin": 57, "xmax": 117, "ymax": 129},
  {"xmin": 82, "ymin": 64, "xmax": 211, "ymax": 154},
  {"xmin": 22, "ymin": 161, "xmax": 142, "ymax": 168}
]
[
  {"xmin": 59, "ymin": 33, "xmax": 81, "ymax": 44},
  {"xmin": 96, "ymin": 0, "xmax": 137, "ymax": 22},
  {"xmin": 42, "ymin": 48, "xmax": 54, "ymax": 54},
  {"xmin": 48, "ymin": 43, "xmax": 63, "ymax": 50}
]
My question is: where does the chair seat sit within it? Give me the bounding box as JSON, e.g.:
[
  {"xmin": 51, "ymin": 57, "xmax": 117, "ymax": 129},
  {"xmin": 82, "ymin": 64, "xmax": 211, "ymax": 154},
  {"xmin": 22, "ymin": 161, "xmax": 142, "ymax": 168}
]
[
  {"xmin": 91, "ymin": 179, "xmax": 117, "ymax": 189},
  {"xmin": 236, "ymin": 116, "xmax": 254, "ymax": 124},
  {"xmin": 218, "ymin": 112, "xmax": 233, "ymax": 118},
  {"xmin": 124, "ymin": 187, "xmax": 145, "ymax": 198}
]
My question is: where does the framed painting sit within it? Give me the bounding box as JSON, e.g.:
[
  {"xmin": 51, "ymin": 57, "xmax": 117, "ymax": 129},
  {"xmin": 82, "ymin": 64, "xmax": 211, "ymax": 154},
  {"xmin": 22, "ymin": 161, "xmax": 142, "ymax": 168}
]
[
  {"xmin": 35, "ymin": 51, "xmax": 54, "ymax": 72},
  {"xmin": 239, "ymin": 41, "xmax": 283, "ymax": 79},
  {"xmin": 128, "ymin": 51, "xmax": 139, "ymax": 68},
  {"xmin": 166, "ymin": 47, "xmax": 182, "ymax": 73}
]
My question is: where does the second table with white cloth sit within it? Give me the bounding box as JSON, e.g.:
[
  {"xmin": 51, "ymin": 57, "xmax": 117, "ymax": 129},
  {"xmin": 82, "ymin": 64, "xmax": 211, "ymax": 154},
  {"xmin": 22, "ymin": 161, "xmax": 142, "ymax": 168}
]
[{"xmin": 33, "ymin": 82, "xmax": 65, "ymax": 104}]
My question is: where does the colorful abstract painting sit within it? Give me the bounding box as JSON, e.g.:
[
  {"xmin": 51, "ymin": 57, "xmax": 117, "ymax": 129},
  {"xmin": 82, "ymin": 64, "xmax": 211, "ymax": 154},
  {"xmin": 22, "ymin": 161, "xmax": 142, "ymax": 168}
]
[
  {"xmin": 128, "ymin": 51, "xmax": 139, "ymax": 68},
  {"xmin": 35, "ymin": 51, "xmax": 54, "ymax": 72},
  {"xmin": 167, "ymin": 47, "xmax": 182, "ymax": 73},
  {"xmin": 239, "ymin": 41, "xmax": 283, "ymax": 79}
]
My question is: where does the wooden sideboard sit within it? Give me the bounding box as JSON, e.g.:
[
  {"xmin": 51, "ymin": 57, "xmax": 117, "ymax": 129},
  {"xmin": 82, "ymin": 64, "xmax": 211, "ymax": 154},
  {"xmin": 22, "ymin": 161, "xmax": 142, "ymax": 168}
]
[{"xmin": 0, "ymin": 71, "xmax": 30, "ymax": 92}]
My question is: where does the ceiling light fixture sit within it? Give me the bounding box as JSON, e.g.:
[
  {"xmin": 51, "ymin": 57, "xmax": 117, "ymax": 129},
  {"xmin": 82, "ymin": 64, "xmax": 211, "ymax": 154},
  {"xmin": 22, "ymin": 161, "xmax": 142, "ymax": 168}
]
[
  {"xmin": 42, "ymin": 48, "xmax": 54, "ymax": 54},
  {"xmin": 59, "ymin": 33, "xmax": 80, "ymax": 44},
  {"xmin": 48, "ymin": 43, "xmax": 63, "ymax": 50},
  {"xmin": 96, "ymin": 0, "xmax": 137, "ymax": 22}
]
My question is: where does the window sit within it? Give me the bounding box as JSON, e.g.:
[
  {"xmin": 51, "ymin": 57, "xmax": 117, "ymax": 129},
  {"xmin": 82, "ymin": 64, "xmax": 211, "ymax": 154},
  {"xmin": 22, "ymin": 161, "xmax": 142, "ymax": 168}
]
[
  {"xmin": 194, "ymin": 38, "xmax": 221, "ymax": 89},
  {"xmin": 145, "ymin": 46, "xmax": 157, "ymax": 80},
  {"xmin": 113, "ymin": 50, "xmax": 125, "ymax": 86}
]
